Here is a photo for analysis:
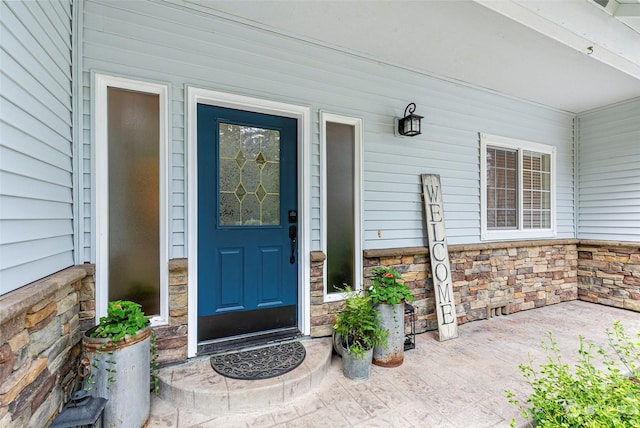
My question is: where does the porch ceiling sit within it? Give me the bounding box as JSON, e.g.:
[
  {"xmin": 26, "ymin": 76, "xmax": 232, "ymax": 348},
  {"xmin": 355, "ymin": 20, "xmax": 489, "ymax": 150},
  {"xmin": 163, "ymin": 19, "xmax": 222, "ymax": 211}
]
[{"xmin": 189, "ymin": 0, "xmax": 640, "ymax": 113}]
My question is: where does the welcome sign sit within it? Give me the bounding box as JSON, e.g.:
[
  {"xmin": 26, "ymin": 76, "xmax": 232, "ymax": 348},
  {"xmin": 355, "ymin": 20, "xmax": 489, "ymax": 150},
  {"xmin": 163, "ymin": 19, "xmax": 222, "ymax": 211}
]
[{"xmin": 421, "ymin": 174, "xmax": 459, "ymax": 341}]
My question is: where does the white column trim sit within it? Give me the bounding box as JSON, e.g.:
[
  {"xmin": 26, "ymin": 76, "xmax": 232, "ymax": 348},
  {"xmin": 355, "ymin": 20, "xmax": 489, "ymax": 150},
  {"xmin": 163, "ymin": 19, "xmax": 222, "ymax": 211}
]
[{"xmin": 71, "ymin": 0, "xmax": 83, "ymax": 265}]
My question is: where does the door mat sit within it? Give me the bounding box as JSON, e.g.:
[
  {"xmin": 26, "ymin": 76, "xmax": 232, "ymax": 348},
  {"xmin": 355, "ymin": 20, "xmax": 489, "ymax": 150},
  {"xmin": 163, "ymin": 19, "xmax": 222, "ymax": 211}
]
[{"xmin": 210, "ymin": 342, "xmax": 306, "ymax": 380}]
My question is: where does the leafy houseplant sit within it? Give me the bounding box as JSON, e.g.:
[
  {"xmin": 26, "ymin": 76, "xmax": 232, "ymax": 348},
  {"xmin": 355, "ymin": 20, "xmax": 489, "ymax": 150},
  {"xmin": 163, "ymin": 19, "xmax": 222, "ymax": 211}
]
[
  {"xmin": 333, "ymin": 288, "xmax": 387, "ymax": 360},
  {"xmin": 506, "ymin": 321, "xmax": 640, "ymax": 428},
  {"xmin": 89, "ymin": 300, "xmax": 150, "ymax": 342},
  {"xmin": 83, "ymin": 300, "xmax": 153, "ymax": 427},
  {"xmin": 333, "ymin": 287, "xmax": 387, "ymax": 380},
  {"xmin": 368, "ymin": 268, "xmax": 414, "ymax": 305}
]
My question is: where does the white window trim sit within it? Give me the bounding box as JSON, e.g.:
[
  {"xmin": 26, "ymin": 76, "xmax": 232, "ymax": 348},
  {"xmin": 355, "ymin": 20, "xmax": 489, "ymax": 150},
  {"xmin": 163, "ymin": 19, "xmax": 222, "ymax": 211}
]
[
  {"xmin": 186, "ymin": 86, "xmax": 311, "ymax": 358},
  {"xmin": 93, "ymin": 73, "xmax": 169, "ymax": 326},
  {"xmin": 320, "ymin": 112, "xmax": 364, "ymax": 302},
  {"xmin": 480, "ymin": 133, "xmax": 556, "ymax": 241}
]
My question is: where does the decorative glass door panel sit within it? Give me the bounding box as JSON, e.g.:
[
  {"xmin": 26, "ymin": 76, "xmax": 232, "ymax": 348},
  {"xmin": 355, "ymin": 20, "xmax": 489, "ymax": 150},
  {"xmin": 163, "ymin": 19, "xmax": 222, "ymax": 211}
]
[{"xmin": 218, "ymin": 124, "xmax": 280, "ymax": 226}]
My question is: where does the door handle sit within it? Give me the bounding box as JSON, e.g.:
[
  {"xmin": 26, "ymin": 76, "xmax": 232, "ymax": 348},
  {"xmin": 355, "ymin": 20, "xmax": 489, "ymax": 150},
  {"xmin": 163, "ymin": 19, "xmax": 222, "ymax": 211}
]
[{"xmin": 289, "ymin": 225, "xmax": 297, "ymax": 264}]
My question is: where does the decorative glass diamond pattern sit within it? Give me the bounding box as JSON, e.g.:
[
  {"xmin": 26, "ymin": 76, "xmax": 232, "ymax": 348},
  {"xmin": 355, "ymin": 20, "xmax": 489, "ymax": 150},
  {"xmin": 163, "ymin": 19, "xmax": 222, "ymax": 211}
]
[
  {"xmin": 255, "ymin": 152, "xmax": 267, "ymax": 168},
  {"xmin": 235, "ymin": 150, "xmax": 246, "ymax": 168},
  {"xmin": 234, "ymin": 183, "xmax": 247, "ymax": 202},
  {"xmin": 255, "ymin": 184, "xmax": 267, "ymax": 203},
  {"xmin": 219, "ymin": 124, "xmax": 280, "ymax": 226}
]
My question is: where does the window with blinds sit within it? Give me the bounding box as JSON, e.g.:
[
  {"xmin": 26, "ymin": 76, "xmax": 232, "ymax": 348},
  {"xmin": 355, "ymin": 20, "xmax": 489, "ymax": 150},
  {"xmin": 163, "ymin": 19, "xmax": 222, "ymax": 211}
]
[{"xmin": 481, "ymin": 134, "xmax": 555, "ymax": 240}]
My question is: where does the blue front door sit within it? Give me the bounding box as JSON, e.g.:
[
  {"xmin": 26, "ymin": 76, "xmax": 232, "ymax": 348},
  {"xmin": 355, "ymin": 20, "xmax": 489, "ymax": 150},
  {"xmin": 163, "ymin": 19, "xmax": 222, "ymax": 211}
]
[{"xmin": 197, "ymin": 104, "xmax": 298, "ymax": 343}]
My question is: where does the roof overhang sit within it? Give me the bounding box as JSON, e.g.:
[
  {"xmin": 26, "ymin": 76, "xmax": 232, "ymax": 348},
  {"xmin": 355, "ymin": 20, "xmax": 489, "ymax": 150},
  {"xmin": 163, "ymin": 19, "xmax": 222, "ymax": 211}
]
[{"xmin": 187, "ymin": 0, "xmax": 640, "ymax": 113}]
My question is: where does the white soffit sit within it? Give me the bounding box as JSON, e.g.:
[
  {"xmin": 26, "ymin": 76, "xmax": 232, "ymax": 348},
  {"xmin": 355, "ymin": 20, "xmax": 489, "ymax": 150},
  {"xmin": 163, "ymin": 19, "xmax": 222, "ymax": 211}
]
[
  {"xmin": 611, "ymin": 0, "xmax": 640, "ymax": 34},
  {"xmin": 190, "ymin": 0, "xmax": 640, "ymax": 113},
  {"xmin": 477, "ymin": 0, "xmax": 640, "ymax": 81}
]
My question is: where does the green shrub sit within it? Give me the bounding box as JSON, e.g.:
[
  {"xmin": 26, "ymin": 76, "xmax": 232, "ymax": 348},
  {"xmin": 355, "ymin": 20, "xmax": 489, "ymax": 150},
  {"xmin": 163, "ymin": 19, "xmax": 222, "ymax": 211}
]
[{"xmin": 506, "ymin": 321, "xmax": 640, "ymax": 428}]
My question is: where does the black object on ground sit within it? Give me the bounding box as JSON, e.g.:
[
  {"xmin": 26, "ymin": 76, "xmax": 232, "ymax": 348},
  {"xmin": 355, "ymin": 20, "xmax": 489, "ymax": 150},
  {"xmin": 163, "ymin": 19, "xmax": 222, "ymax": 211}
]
[{"xmin": 210, "ymin": 341, "xmax": 306, "ymax": 380}]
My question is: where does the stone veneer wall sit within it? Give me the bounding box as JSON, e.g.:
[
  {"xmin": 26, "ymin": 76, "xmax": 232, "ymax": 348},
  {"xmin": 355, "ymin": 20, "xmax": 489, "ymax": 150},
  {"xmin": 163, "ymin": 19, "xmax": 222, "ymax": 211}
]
[
  {"xmin": 0, "ymin": 265, "xmax": 94, "ymax": 428},
  {"xmin": 3, "ymin": 240, "xmax": 637, "ymax": 426},
  {"xmin": 309, "ymin": 251, "xmax": 344, "ymax": 337},
  {"xmin": 578, "ymin": 241, "xmax": 640, "ymax": 312},
  {"xmin": 0, "ymin": 259, "xmax": 189, "ymax": 427},
  {"xmin": 309, "ymin": 240, "xmax": 580, "ymax": 336},
  {"xmin": 154, "ymin": 258, "xmax": 189, "ymax": 365}
]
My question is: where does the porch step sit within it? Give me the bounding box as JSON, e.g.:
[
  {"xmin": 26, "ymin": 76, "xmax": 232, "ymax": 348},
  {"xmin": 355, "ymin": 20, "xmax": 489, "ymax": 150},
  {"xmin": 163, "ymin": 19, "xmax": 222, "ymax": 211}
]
[{"xmin": 157, "ymin": 338, "xmax": 332, "ymax": 414}]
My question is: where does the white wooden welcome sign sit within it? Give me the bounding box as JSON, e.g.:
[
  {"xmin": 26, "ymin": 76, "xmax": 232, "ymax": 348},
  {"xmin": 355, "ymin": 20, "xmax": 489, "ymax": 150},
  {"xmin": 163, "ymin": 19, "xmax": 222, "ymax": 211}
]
[{"xmin": 421, "ymin": 174, "xmax": 459, "ymax": 341}]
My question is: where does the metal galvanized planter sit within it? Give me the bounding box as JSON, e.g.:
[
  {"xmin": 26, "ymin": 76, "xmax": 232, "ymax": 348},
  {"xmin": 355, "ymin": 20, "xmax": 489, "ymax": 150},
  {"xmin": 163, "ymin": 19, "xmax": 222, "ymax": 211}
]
[
  {"xmin": 83, "ymin": 327, "xmax": 151, "ymax": 428},
  {"xmin": 342, "ymin": 347, "xmax": 374, "ymax": 381},
  {"xmin": 373, "ymin": 302, "xmax": 405, "ymax": 367}
]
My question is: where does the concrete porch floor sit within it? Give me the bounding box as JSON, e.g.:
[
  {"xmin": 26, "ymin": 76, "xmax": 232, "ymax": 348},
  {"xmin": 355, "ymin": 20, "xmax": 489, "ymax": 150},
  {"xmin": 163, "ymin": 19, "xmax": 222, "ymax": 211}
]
[{"xmin": 148, "ymin": 301, "xmax": 640, "ymax": 427}]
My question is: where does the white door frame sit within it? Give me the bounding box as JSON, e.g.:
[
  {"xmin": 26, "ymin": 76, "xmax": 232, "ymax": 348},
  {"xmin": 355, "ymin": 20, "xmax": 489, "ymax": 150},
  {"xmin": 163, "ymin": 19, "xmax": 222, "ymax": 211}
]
[{"xmin": 186, "ymin": 86, "xmax": 311, "ymax": 357}]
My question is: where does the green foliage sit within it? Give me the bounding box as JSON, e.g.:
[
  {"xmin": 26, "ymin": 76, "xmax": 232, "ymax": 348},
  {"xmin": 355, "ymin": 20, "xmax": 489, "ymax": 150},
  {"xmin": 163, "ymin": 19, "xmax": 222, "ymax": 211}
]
[
  {"xmin": 506, "ymin": 321, "xmax": 640, "ymax": 428},
  {"xmin": 90, "ymin": 300, "xmax": 150, "ymax": 342},
  {"xmin": 85, "ymin": 350, "xmax": 117, "ymax": 392},
  {"xmin": 333, "ymin": 287, "xmax": 388, "ymax": 360},
  {"xmin": 368, "ymin": 268, "xmax": 414, "ymax": 305}
]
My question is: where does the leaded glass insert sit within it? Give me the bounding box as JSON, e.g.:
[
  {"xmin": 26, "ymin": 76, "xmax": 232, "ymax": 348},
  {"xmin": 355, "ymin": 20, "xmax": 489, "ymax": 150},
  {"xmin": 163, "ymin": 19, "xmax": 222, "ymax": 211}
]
[{"xmin": 219, "ymin": 124, "xmax": 280, "ymax": 226}]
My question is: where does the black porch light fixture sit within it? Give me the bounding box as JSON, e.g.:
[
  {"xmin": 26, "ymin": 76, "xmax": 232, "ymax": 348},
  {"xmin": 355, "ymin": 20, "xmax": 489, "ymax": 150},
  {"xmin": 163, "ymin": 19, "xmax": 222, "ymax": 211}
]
[{"xmin": 398, "ymin": 103, "xmax": 423, "ymax": 137}]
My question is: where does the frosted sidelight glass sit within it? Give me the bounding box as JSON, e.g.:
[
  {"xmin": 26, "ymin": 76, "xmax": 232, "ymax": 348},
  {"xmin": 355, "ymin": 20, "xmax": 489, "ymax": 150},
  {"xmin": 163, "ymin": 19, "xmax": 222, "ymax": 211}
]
[
  {"xmin": 326, "ymin": 122, "xmax": 355, "ymax": 293},
  {"xmin": 107, "ymin": 87, "xmax": 160, "ymax": 316}
]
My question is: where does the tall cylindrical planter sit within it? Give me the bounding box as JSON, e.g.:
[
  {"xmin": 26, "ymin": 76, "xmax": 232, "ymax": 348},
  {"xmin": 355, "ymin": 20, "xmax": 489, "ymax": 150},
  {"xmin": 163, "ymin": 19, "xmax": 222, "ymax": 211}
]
[
  {"xmin": 342, "ymin": 347, "xmax": 374, "ymax": 380},
  {"xmin": 83, "ymin": 327, "xmax": 151, "ymax": 428},
  {"xmin": 373, "ymin": 302, "xmax": 405, "ymax": 367}
]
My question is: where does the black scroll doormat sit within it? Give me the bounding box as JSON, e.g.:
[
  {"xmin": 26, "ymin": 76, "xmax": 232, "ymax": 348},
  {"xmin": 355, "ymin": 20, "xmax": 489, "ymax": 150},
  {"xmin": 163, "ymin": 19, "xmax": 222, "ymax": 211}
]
[{"xmin": 210, "ymin": 341, "xmax": 306, "ymax": 380}]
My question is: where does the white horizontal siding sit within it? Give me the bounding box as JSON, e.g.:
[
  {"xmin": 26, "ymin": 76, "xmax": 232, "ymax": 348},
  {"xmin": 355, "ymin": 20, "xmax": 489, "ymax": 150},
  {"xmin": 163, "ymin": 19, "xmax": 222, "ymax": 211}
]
[
  {"xmin": 81, "ymin": 0, "xmax": 575, "ymax": 258},
  {"xmin": 0, "ymin": 253, "xmax": 73, "ymax": 296},
  {"xmin": 0, "ymin": 0, "xmax": 74, "ymax": 294},
  {"xmin": 577, "ymin": 97, "xmax": 640, "ymax": 241}
]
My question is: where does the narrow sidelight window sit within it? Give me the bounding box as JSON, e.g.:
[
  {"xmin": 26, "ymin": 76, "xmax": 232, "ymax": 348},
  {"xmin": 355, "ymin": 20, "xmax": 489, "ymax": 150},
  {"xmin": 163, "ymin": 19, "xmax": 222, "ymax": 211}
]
[
  {"xmin": 107, "ymin": 87, "xmax": 160, "ymax": 314},
  {"xmin": 95, "ymin": 74, "xmax": 168, "ymax": 324},
  {"xmin": 322, "ymin": 114, "xmax": 362, "ymax": 300}
]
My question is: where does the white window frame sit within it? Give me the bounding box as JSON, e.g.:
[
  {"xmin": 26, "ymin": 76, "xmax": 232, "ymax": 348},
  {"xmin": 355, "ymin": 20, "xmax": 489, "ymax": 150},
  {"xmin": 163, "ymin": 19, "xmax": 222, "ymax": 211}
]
[
  {"xmin": 94, "ymin": 73, "xmax": 169, "ymax": 326},
  {"xmin": 321, "ymin": 112, "xmax": 363, "ymax": 302},
  {"xmin": 480, "ymin": 133, "xmax": 556, "ymax": 241}
]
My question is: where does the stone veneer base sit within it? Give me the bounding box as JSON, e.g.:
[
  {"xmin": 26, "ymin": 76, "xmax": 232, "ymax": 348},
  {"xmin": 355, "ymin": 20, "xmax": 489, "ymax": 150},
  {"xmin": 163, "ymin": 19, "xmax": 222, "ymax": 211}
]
[{"xmin": 1, "ymin": 239, "xmax": 638, "ymax": 426}]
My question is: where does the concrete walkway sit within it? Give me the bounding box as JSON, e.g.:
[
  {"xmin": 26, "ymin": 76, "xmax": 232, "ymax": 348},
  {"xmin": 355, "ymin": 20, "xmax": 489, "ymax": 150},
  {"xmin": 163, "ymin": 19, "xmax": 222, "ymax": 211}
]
[{"xmin": 148, "ymin": 301, "xmax": 639, "ymax": 427}]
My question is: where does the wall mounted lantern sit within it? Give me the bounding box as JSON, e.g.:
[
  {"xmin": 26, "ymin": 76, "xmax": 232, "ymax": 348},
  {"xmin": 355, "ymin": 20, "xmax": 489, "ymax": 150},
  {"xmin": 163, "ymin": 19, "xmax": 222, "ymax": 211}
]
[
  {"xmin": 50, "ymin": 390, "xmax": 107, "ymax": 428},
  {"xmin": 398, "ymin": 103, "xmax": 423, "ymax": 137}
]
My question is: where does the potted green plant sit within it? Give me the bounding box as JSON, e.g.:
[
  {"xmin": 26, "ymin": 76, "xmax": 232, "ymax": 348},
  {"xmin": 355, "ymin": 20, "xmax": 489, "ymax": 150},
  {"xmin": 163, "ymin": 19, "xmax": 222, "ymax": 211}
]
[
  {"xmin": 83, "ymin": 300, "xmax": 151, "ymax": 428},
  {"xmin": 333, "ymin": 287, "xmax": 387, "ymax": 380},
  {"xmin": 368, "ymin": 267, "xmax": 414, "ymax": 367}
]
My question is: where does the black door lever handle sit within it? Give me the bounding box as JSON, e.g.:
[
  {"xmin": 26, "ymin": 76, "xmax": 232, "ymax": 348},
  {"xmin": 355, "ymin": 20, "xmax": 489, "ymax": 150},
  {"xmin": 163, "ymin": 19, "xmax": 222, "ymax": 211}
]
[{"xmin": 289, "ymin": 225, "xmax": 297, "ymax": 264}]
